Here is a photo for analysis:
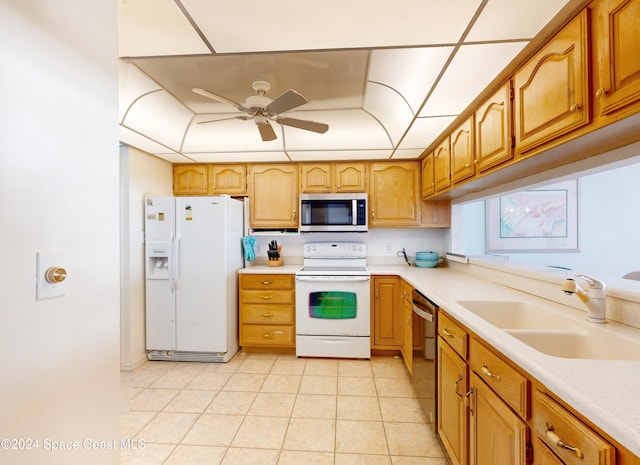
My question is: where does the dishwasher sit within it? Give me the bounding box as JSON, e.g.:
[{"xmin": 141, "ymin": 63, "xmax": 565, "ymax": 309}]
[{"xmin": 412, "ymin": 288, "xmax": 436, "ymax": 360}]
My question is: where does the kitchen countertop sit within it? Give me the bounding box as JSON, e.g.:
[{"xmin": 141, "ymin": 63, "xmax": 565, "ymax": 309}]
[{"xmin": 237, "ymin": 262, "xmax": 640, "ymax": 456}]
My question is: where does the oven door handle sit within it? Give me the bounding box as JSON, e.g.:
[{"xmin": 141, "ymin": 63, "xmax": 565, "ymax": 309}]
[{"xmin": 296, "ymin": 276, "xmax": 370, "ymax": 282}]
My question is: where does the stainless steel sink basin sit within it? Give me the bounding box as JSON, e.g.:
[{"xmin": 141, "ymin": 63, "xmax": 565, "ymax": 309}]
[{"xmin": 456, "ymin": 300, "xmax": 640, "ymax": 361}]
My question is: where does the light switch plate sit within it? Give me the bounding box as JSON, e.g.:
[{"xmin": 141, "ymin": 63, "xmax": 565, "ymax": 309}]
[{"xmin": 36, "ymin": 251, "xmax": 66, "ymax": 300}]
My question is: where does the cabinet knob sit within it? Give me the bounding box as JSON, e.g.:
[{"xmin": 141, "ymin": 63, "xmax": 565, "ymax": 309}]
[
  {"xmin": 569, "ymin": 103, "xmax": 580, "ymax": 112},
  {"xmin": 465, "ymin": 163, "xmax": 470, "ymax": 168},
  {"xmin": 595, "ymin": 87, "xmax": 607, "ymax": 98}
]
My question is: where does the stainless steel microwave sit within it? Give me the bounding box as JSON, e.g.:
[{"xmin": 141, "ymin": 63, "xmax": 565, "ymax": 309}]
[{"xmin": 299, "ymin": 193, "xmax": 368, "ymax": 232}]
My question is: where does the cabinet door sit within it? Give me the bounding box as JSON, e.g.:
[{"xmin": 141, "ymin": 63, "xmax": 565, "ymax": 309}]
[
  {"xmin": 248, "ymin": 164, "xmax": 298, "ymax": 228},
  {"xmin": 437, "ymin": 338, "xmax": 468, "ymax": 465},
  {"xmin": 400, "ymin": 281, "xmax": 414, "ymax": 376},
  {"xmin": 173, "ymin": 165, "xmax": 208, "ymax": 195},
  {"xmin": 592, "ymin": 0, "xmax": 640, "ymax": 117},
  {"xmin": 421, "ymin": 152, "xmax": 435, "ymax": 199},
  {"xmin": 469, "ymin": 372, "xmax": 528, "ymax": 465},
  {"xmin": 208, "ymin": 164, "xmax": 246, "ymax": 195},
  {"xmin": 434, "ymin": 139, "xmax": 451, "ymax": 192},
  {"xmin": 373, "ymin": 277, "xmax": 402, "ymax": 348},
  {"xmin": 300, "ymin": 164, "xmax": 332, "ymax": 193},
  {"xmin": 369, "ymin": 162, "xmax": 421, "ymax": 227},
  {"xmin": 334, "ymin": 162, "xmax": 366, "ymax": 192},
  {"xmin": 475, "ymin": 82, "xmax": 514, "ymax": 172},
  {"xmin": 514, "ymin": 10, "xmax": 590, "ymax": 155},
  {"xmin": 451, "ymin": 117, "xmax": 475, "ymax": 183}
]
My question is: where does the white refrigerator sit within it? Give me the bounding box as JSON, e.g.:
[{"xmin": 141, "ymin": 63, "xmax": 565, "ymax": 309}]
[{"xmin": 144, "ymin": 195, "xmax": 244, "ymax": 362}]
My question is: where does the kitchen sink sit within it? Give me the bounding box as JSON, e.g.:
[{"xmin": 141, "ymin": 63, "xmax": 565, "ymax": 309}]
[{"xmin": 456, "ymin": 300, "xmax": 640, "ymax": 361}]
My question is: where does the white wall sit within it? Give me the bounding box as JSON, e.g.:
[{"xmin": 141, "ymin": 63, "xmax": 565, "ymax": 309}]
[
  {"xmin": 0, "ymin": 2, "xmax": 119, "ymax": 464},
  {"xmin": 120, "ymin": 147, "xmax": 173, "ymax": 370}
]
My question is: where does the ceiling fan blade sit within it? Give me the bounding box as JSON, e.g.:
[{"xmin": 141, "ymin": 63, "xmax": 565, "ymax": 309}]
[
  {"xmin": 277, "ymin": 117, "xmax": 329, "ymax": 134},
  {"xmin": 257, "ymin": 121, "xmax": 277, "ymax": 141},
  {"xmin": 197, "ymin": 115, "xmax": 251, "ymax": 125},
  {"xmin": 192, "ymin": 88, "xmax": 248, "ymax": 112},
  {"xmin": 266, "ymin": 89, "xmax": 308, "ymax": 114}
]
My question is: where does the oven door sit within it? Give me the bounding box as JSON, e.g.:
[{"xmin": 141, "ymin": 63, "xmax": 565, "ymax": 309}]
[{"xmin": 295, "ymin": 275, "xmax": 370, "ymax": 336}]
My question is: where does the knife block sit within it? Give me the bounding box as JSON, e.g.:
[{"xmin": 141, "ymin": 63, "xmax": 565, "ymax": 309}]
[{"xmin": 268, "ymin": 256, "xmax": 283, "ymax": 267}]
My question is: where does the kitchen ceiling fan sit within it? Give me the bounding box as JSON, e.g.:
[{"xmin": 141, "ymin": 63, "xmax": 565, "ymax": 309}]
[{"xmin": 192, "ymin": 80, "xmax": 329, "ymax": 141}]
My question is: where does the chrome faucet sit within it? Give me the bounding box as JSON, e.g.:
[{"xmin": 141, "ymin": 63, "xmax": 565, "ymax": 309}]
[{"xmin": 561, "ymin": 274, "xmax": 607, "ymax": 323}]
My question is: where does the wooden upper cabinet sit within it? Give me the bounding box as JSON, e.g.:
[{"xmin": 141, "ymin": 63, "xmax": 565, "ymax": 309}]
[
  {"xmin": 173, "ymin": 165, "xmax": 208, "ymax": 195},
  {"xmin": 514, "ymin": 9, "xmax": 591, "ymax": 155},
  {"xmin": 450, "ymin": 117, "xmax": 475, "ymax": 183},
  {"xmin": 434, "ymin": 139, "xmax": 451, "ymax": 192},
  {"xmin": 208, "ymin": 164, "xmax": 246, "ymax": 195},
  {"xmin": 248, "ymin": 164, "xmax": 298, "ymax": 228},
  {"xmin": 300, "ymin": 162, "xmax": 366, "ymax": 193},
  {"xmin": 475, "ymin": 82, "xmax": 514, "ymax": 173},
  {"xmin": 421, "ymin": 152, "xmax": 435, "ymax": 199},
  {"xmin": 592, "ymin": 0, "xmax": 640, "ymax": 118},
  {"xmin": 369, "ymin": 161, "xmax": 421, "ymax": 227}
]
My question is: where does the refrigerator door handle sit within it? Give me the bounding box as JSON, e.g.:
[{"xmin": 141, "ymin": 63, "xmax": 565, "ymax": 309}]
[
  {"xmin": 169, "ymin": 231, "xmax": 176, "ymax": 293},
  {"xmin": 174, "ymin": 234, "xmax": 181, "ymax": 290}
]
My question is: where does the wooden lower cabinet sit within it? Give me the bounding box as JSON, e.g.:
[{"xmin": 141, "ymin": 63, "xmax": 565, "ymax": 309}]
[
  {"xmin": 372, "ymin": 276, "xmax": 402, "ymax": 349},
  {"xmin": 400, "ymin": 280, "xmax": 414, "ymax": 376},
  {"xmin": 239, "ymin": 274, "xmax": 295, "ymax": 349}
]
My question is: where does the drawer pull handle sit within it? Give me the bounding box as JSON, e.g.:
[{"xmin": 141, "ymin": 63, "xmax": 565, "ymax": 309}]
[
  {"xmin": 569, "ymin": 103, "xmax": 580, "ymax": 112},
  {"xmin": 261, "ymin": 295, "xmax": 273, "ymax": 300},
  {"xmin": 545, "ymin": 423, "xmax": 584, "ymax": 458},
  {"xmin": 595, "ymin": 87, "xmax": 606, "ymax": 98},
  {"xmin": 481, "ymin": 364, "xmax": 501, "ymax": 382},
  {"xmin": 442, "ymin": 328, "xmax": 454, "ymax": 338},
  {"xmin": 261, "ymin": 281, "xmax": 273, "ymax": 285},
  {"xmin": 454, "ymin": 375, "xmax": 463, "ymax": 398},
  {"xmin": 262, "ymin": 333, "xmax": 272, "ymax": 338},
  {"xmin": 262, "ymin": 312, "xmax": 274, "ymax": 318}
]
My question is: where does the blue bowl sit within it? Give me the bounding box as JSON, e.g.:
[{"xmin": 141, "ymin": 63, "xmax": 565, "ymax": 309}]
[{"xmin": 415, "ymin": 251, "xmax": 439, "ymax": 261}]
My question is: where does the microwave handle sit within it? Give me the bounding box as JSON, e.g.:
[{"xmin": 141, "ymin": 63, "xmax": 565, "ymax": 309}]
[{"xmin": 352, "ymin": 199, "xmax": 357, "ymax": 225}]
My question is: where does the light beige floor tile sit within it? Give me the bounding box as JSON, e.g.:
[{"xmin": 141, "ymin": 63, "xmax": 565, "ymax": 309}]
[
  {"xmin": 260, "ymin": 374, "xmax": 302, "ymax": 393},
  {"xmin": 338, "ymin": 376, "xmax": 377, "ymax": 396},
  {"xmin": 299, "ymin": 375, "xmax": 337, "ymax": 395},
  {"xmin": 124, "ymin": 362, "xmax": 176, "ymax": 388},
  {"xmin": 221, "ymin": 447, "xmax": 280, "ymax": 465},
  {"xmin": 283, "ymin": 418, "xmax": 336, "ymax": 452},
  {"xmin": 379, "ymin": 397, "xmax": 427, "ymax": 423},
  {"xmin": 237, "ymin": 357, "xmax": 275, "ymax": 374},
  {"xmin": 186, "ymin": 370, "xmax": 232, "ymax": 390},
  {"xmin": 164, "ymin": 444, "xmax": 226, "ymax": 465},
  {"xmin": 391, "ymin": 457, "xmax": 448, "ymax": 465},
  {"xmin": 129, "ymin": 388, "xmax": 180, "ymax": 411},
  {"xmin": 120, "ymin": 442, "xmax": 175, "ymax": 465},
  {"xmin": 411, "ymin": 378, "xmax": 435, "ymax": 398},
  {"xmin": 278, "ymin": 450, "xmax": 334, "ymax": 465},
  {"xmin": 231, "ymin": 416, "xmax": 289, "ymax": 449},
  {"xmin": 149, "ymin": 370, "xmax": 200, "ymax": 389},
  {"xmin": 338, "ymin": 360, "xmax": 373, "ymax": 377},
  {"xmin": 248, "ymin": 392, "xmax": 296, "ymax": 417},
  {"xmin": 134, "ymin": 411, "xmax": 199, "ymax": 443},
  {"xmin": 335, "ymin": 420, "xmax": 388, "ymax": 455},
  {"xmin": 411, "ymin": 360, "xmax": 435, "ymax": 380},
  {"xmin": 337, "ymin": 396, "xmax": 382, "ymax": 421},
  {"xmin": 292, "ymin": 394, "xmax": 337, "ymax": 419},
  {"xmin": 221, "ymin": 373, "xmax": 266, "ymax": 392},
  {"xmin": 303, "ymin": 358, "xmax": 339, "ymax": 376},
  {"xmin": 384, "ymin": 422, "xmax": 444, "ymax": 457},
  {"xmin": 205, "ymin": 391, "xmax": 256, "ymax": 415},
  {"xmin": 181, "ymin": 413, "xmax": 244, "ymax": 447},
  {"xmin": 375, "ymin": 377, "xmax": 417, "ymax": 398},
  {"xmin": 271, "ymin": 357, "xmax": 307, "ymax": 375},
  {"xmin": 335, "ymin": 453, "xmax": 392, "ymax": 465},
  {"xmin": 163, "ymin": 389, "xmax": 216, "ymax": 413},
  {"xmin": 372, "ymin": 361, "xmax": 409, "ymax": 379},
  {"xmin": 120, "ymin": 410, "xmax": 157, "ymax": 438},
  {"xmin": 245, "ymin": 352, "xmax": 278, "ymax": 360}
]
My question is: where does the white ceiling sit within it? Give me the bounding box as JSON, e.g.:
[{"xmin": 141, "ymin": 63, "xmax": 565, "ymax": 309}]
[{"xmin": 118, "ymin": 0, "xmax": 577, "ymax": 164}]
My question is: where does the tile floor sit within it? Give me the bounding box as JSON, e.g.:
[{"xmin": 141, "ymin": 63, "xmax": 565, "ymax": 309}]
[{"xmin": 120, "ymin": 352, "xmax": 447, "ymax": 465}]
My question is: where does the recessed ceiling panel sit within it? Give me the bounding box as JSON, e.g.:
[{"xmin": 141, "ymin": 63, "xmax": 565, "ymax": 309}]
[
  {"xmin": 419, "ymin": 42, "xmax": 527, "ymax": 117},
  {"xmin": 181, "ymin": 0, "xmax": 483, "ymax": 52},
  {"xmin": 184, "ymin": 117, "xmax": 283, "ymax": 152},
  {"xmin": 185, "ymin": 151, "xmax": 291, "ymax": 163},
  {"xmin": 118, "ymin": 0, "xmax": 210, "ymax": 57},
  {"xmin": 119, "ymin": 126, "xmax": 179, "ymax": 156},
  {"xmin": 119, "ymin": 62, "xmax": 162, "ymax": 122},
  {"xmin": 466, "ymin": 0, "xmax": 569, "ymax": 42},
  {"xmin": 288, "ymin": 150, "xmax": 394, "ymax": 161},
  {"xmin": 391, "ymin": 148, "xmax": 425, "ymax": 159},
  {"xmin": 363, "ymin": 83, "xmax": 415, "ymax": 146},
  {"xmin": 399, "ymin": 116, "xmax": 458, "ymax": 149}
]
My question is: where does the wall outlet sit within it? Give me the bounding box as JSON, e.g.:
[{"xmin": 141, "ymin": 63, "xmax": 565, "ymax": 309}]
[{"xmin": 385, "ymin": 242, "xmax": 393, "ymax": 254}]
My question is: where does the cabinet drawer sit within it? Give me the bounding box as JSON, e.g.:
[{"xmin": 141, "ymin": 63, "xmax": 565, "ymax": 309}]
[
  {"xmin": 534, "ymin": 391, "xmax": 614, "ymax": 465},
  {"xmin": 469, "ymin": 338, "xmax": 529, "ymax": 419},
  {"xmin": 240, "ymin": 274, "xmax": 294, "ymax": 289},
  {"xmin": 438, "ymin": 312, "xmax": 468, "ymax": 358},
  {"xmin": 241, "ymin": 289, "xmax": 294, "ymax": 304},
  {"xmin": 241, "ymin": 324, "xmax": 294, "ymax": 346},
  {"xmin": 242, "ymin": 304, "xmax": 294, "ymax": 324}
]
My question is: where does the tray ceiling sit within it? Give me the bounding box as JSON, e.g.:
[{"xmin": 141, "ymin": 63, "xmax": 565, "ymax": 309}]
[{"xmin": 118, "ymin": 0, "xmax": 579, "ymax": 163}]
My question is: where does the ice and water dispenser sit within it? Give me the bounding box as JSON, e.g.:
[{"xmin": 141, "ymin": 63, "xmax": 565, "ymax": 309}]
[{"xmin": 147, "ymin": 242, "xmax": 170, "ymax": 278}]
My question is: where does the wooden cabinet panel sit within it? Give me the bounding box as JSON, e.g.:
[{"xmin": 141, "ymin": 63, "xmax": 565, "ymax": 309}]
[
  {"xmin": 475, "ymin": 83, "xmax": 514, "ymax": 172},
  {"xmin": 592, "ymin": 0, "xmax": 640, "ymax": 117},
  {"xmin": 421, "ymin": 153, "xmax": 435, "ymax": 198},
  {"xmin": 434, "ymin": 139, "xmax": 451, "ymax": 192},
  {"xmin": 300, "ymin": 163, "xmax": 366, "ymax": 193},
  {"xmin": 514, "ymin": 10, "xmax": 591, "ymax": 155},
  {"xmin": 438, "ymin": 337, "xmax": 469, "ymax": 465},
  {"xmin": 208, "ymin": 164, "xmax": 246, "ymax": 195},
  {"xmin": 248, "ymin": 164, "xmax": 298, "ymax": 228},
  {"xmin": 438, "ymin": 312, "xmax": 468, "ymax": 358},
  {"xmin": 173, "ymin": 165, "xmax": 208, "ymax": 195},
  {"xmin": 373, "ymin": 276, "xmax": 402, "ymax": 348},
  {"xmin": 334, "ymin": 162, "xmax": 366, "ymax": 192},
  {"xmin": 400, "ymin": 280, "xmax": 414, "ymax": 376},
  {"xmin": 451, "ymin": 117, "xmax": 475, "ymax": 183},
  {"xmin": 369, "ymin": 162, "xmax": 421, "ymax": 227},
  {"xmin": 300, "ymin": 164, "xmax": 332, "ymax": 193}
]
